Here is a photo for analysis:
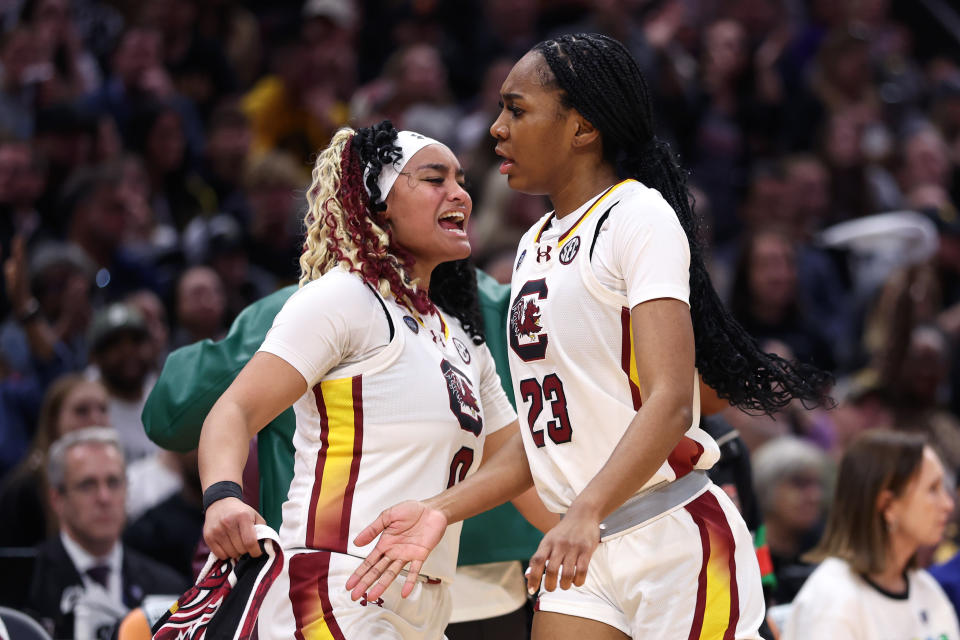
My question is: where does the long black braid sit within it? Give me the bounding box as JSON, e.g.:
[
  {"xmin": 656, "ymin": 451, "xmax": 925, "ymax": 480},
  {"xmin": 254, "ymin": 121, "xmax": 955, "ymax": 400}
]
[
  {"xmin": 353, "ymin": 121, "xmax": 485, "ymax": 345},
  {"xmin": 534, "ymin": 34, "xmax": 831, "ymax": 413}
]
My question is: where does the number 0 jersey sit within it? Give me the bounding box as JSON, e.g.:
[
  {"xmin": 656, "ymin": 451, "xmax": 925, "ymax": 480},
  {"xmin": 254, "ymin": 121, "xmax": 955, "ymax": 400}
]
[
  {"xmin": 507, "ymin": 179, "xmax": 720, "ymax": 513},
  {"xmin": 259, "ymin": 269, "xmax": 516, "ymax": 582}
]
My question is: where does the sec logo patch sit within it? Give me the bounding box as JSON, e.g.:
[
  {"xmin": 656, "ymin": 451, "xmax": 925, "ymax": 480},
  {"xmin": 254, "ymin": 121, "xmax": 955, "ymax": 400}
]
[{"xmin": 559, "ymin": 236, "xmax": 580, "ymax": 264}]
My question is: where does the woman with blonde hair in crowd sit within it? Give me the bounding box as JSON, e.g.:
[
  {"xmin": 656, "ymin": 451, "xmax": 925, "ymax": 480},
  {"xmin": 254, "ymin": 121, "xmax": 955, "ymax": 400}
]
[{"xmin": 785, "ymin": 430, "xmax": 959, "ymax": 639}]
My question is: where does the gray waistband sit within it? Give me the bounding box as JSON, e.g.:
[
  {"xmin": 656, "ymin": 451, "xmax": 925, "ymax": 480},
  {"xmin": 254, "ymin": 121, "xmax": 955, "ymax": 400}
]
[{"xmin": 598, "ymin": 471, "xmax": 711, "ymax": 541}]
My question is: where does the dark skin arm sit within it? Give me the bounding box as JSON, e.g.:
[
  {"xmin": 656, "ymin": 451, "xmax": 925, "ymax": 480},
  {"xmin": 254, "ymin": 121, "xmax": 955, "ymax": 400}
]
[
  {"xmin": 524, "ymin": 297, "xmax": 694, "ymax": 593},
  {"xmin": 347, "ymin": 297, "xmax": 695, "ymax": 598},
  {"xmin": 346, "ymin": 428, "xmax": 534, "ymax": 600}
]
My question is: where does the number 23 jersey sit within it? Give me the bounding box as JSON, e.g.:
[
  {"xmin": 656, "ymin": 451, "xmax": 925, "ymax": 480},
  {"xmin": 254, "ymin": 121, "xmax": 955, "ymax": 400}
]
[
  {"xmin": 507, "ymin": 179, "xmax": 720, "ymax": 514},
  {"xmin": 259, "ymin": 268, "xmax": 516, "ymax": 582}
]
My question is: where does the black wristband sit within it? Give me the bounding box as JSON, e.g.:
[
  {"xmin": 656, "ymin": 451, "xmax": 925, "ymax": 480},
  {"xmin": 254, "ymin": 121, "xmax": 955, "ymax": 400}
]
[{"xmin": 202, "ymin": 480, "xmax": 244, "ymax": 513}]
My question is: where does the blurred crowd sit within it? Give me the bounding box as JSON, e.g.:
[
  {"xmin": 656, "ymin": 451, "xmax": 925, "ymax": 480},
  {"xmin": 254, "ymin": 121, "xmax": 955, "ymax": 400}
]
[{"xmin": 1, "ymin": 0, "xmax": 960, "ymax": 636}]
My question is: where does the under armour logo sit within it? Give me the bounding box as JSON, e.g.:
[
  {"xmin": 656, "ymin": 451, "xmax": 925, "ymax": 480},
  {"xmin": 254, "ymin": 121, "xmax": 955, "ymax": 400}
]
[
  {"xmin": 536, "ymin": 246, "xmax": 552, "ymax": 263},
  {"xmin": 430, "ymin": 329, "xmax": 445, "ymax": 347},
  {"xmin": 360, "ymin": 596, "xmax": 385, "ymax": 607}
]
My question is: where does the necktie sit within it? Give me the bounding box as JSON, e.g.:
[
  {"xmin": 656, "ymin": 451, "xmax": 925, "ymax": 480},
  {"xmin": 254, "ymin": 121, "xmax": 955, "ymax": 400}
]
[{"xmin": 86, "ymin": 564, "xmax": 110, "ymax": 589}]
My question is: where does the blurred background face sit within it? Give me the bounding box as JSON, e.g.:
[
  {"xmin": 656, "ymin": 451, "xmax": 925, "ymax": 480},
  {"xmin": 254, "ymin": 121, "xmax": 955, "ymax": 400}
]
[
  {"xmin": 145, "ymin": 0, "xmax": 195, "ymax": 38},
  {"xmin": 785, "ymin": 159, "xmax": 831, "ymax": 232},
  {"xmin": 395, "ymin": 44, "xmax": 447, "ymax": 101},
  {"xmin": 827, "ymin": 42, "xmax": 870, "ymax": 95},
  {"xmin": 35, "ymin": 263, "xmax": 92, "ymax": 326},
  {"xmin": 0, "ymin": 143, "xmax": 42, "ymax": 206},
  {"xmin": 702, "ymin": 20, "xmax": 747, "ymax": 82},
  {"xmin": 112, "ymin": 28, "xmax": 162, "ymax": 84},
  {"xmin": 207, "ymin": 120, "xmax": 251, "ymax": 179},
  {"xmin": 903, "ymin": 130, "xmax": 951, "ymax": 191},
  {"xmin": 75, "ymin": 183, "xmax": 128, "ymax": 250},
  {"xmin": 769, "ymin": 468, "xmax": 825, "ymax": 533},
  {"xmin": 126, "ymin": 290, "xmax": 169, "ymax": 367},
  {"xmin": 56, "ymin": 381, "xmax": 109, "ymax": 438},
  {"xmin": 301, "ymin": 19, "xmax": 355, "ymax": 92},
  {"xmin": 748, "ymin": 233, "xmax": 797, "ymax": 314},
  {"xmin": 825, "ymin": 111, "xmax": 864, "ymax": 168},
  {"xmin": 1, "ymin": 29, "xmax": 40, "ymax": 87},
  {"xmin": 742, "ymin": 173, "xmax": 788, "ymax": 230},
  {"xmin": 31, "ymin": 0, "xmax": 70, "ymax": 49},
  {"xmin": 485, "ymin": 0, "xmax": 537, "ymax": 39},
  {"xmin": 52, "ymin": 442, "xmax": 126, "ymax": 552},
  {"xmin": 146, "ymin": 110, "xmax": 185, "ymax": 174},
  {"xmin": 899, "ymin": 328, "xmax": 950, "ymax": 405},
  {"xmin": 249, "ymin": 181, "xmax": 298, "ymax": 238},
  {"xmin": 94, "ymin": 332, "xmax": 153, "ymax": 395},
  {"xmin": 176, "ymin": 266, "xmax": 225, "ymax": 336}
]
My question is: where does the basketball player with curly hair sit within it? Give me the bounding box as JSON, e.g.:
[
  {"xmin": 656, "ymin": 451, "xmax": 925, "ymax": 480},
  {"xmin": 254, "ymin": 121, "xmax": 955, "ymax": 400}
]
[{"xmin": 197, "ymin": 121, "xmax": 524, "ymax": 639}]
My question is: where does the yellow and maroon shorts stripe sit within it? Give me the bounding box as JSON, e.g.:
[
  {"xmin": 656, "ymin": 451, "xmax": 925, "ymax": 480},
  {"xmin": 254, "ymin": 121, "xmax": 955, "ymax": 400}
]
[
  {"xmin": 289, "ymin": 552, "xmax": 347, "ymax": 640},
  {"xmin": 306, "ymin": 376, "xmax": 364, "ymax": 552},
  {"xmin": 684, "ymin": 490, "xmax": 740, "ymax": 640}
]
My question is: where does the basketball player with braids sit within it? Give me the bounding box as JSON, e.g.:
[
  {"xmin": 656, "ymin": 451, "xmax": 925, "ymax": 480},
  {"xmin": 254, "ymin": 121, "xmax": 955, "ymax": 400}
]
[
  {"xmin": 348, "ymin": 35, "xmax": 831, "ymax": 640},
  {"xmin": 197, "ymin": 121, "xmax": 525, "ymax": 639}
]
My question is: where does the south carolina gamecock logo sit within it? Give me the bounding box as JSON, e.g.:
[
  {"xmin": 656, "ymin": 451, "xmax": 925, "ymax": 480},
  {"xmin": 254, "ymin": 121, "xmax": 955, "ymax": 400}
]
[
  {"xmin": 509, "ymin": 279, "xmax": 549, "ymax": 362},
  {"xmin": 441, "ymin": 359, "xmax": 482, "ymax": 436}
]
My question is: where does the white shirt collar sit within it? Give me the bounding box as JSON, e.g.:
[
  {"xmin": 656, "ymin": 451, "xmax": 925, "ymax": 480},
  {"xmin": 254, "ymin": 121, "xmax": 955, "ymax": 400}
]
[{"xmin": 60, "ymin": 530, "xmax": 122, "ymax": 577}]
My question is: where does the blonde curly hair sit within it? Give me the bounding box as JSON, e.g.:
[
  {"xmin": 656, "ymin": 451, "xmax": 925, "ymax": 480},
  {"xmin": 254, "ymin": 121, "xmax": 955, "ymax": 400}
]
[{"xmin": 298, "ymin": 126, "xmax": 434, "ymax": 315}]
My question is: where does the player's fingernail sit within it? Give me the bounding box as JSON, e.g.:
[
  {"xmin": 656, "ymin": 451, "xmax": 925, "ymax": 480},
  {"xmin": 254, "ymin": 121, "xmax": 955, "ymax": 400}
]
[{"xmin": 528, "ymin": 584, "xmax": 537, "ymax": 596}]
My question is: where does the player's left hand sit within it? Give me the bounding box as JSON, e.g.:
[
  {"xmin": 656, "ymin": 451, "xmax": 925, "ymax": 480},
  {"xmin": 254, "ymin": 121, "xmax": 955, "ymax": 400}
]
[
  {"xmin": 525, "ymin": 506, "xmax": 600, "ymax": 594},
  {"xmin": 346, "ymin": 500, "xmax": 448, "ymax": 601}
]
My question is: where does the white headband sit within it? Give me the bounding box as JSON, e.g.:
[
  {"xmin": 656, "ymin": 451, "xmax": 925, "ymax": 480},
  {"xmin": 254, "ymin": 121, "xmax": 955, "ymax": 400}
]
[{"xmin": 363, "ymin": 130, "xmax": 444, "ymax": 201}]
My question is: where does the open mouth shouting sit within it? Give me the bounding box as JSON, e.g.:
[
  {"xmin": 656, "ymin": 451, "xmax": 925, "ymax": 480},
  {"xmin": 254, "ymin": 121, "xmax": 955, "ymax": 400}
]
[{"xmin": 438, "ymin": 210, "xmax": 467, "ymax": 234}]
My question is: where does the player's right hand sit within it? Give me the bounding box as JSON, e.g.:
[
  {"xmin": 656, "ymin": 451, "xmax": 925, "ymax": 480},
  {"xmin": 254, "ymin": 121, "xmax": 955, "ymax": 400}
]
[
  {"xmin": 203, "ymin": 497, "xmax": 265, "ymax": 559},
  {"xmin": 346, "ymin": 500, "xmax": 448, "ymax": 601}
]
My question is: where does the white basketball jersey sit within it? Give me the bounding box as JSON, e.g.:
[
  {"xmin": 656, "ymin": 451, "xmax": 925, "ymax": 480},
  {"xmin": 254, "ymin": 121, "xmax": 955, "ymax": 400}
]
[
  {"xmin": 507, "ymin": 179, "xmax": 720, "ymax": 513},
  {"xmin": 261, "ymin": 272, "xmax": 515, "ymax": 582}
]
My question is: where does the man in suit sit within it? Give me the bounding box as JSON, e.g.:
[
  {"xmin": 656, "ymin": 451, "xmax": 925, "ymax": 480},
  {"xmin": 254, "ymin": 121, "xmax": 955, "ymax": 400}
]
[{"xmin": 28, "ymin": 427, "xmax": 187, "ymax": 639}]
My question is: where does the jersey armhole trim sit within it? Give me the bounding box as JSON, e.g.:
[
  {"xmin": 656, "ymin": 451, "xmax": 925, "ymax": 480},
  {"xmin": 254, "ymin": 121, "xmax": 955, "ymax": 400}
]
[
  {"xmin": 589, "ymin": 202, "xmax": 618, "ymax": 260},
  {"xmin": 579, "ymin": 203, "xmax": 629, "ymax": 308},
  {"xmin": 314, "ymin": 284, "xmax": 405, "ymax": 381},
  {"xmin": 364, "ymin": 282, "xmax": 395, "ymax": 341}
]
